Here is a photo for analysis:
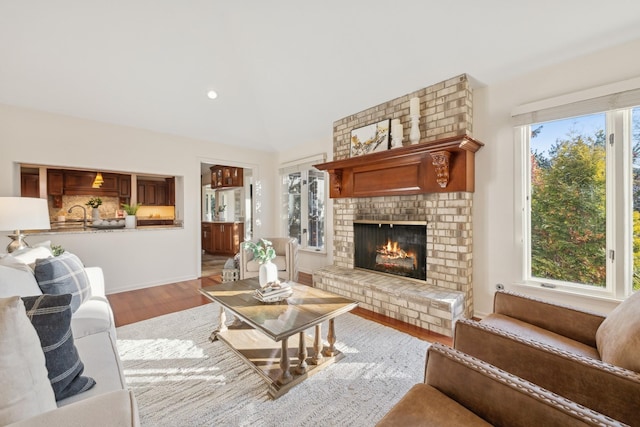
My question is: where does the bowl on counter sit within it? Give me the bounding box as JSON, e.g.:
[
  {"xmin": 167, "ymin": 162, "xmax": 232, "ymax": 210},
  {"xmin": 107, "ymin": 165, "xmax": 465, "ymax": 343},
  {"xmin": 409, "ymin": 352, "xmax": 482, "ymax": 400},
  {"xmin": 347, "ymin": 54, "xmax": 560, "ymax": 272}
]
[{"xmin": 89, "ymin": 219, "xmax": 126, "ymax": 229}]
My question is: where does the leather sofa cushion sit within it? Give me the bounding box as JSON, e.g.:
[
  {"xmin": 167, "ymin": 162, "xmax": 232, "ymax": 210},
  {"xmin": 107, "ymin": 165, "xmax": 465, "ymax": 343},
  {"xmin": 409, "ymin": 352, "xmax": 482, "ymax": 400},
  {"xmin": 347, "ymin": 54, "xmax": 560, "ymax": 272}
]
[
  {"xmin": 481, "ymin": 314, "xmax": 600, "ymax": 359},
  {"xmin": 596, "ymin": 290, "xmax": 640, "ymax": 372},
  {"xmin": 376, "ymin": 383, "xmax": 491, "ymax": 426}
]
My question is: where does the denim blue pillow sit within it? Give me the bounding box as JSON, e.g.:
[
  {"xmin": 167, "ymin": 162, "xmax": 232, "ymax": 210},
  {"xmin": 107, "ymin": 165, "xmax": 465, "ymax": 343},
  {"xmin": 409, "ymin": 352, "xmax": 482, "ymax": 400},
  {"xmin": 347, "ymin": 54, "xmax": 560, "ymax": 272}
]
[
  {"xmin": 22, "ymin": 294, "xmax": 95, "ymax": 401},
  {"xmin": 34, "ymin": 252, "xmax": 91, "ymax": 312}
]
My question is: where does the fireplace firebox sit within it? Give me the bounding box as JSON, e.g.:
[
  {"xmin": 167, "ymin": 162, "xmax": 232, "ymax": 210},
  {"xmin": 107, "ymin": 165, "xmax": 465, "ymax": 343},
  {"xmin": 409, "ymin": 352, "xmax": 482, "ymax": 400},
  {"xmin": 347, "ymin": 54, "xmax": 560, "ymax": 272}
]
[{"xmin": 354, "ymin": 220, "xmax": 427, "ymax": 281}]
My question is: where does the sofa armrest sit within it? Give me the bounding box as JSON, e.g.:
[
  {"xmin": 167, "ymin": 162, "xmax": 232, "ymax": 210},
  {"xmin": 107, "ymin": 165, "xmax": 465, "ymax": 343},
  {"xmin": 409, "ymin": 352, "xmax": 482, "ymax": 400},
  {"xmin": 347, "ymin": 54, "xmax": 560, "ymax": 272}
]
[
  {"xmin": 7, "ymin": 390, "xmax": 139, "ymax": 427},
  {"xmin": 492, "ymin": 291, "xmax": 605, "ymax": 346},
  {"xmin": 454, "ymin": 319, "xmax": 640, "ymax": 426},
  {"xmin": 423, "ymin": 343, "xmax": 625, "ymax": 427},
  {"xmin": 84, "ymin": 266, "xmax": 105, "ymax": 297}
]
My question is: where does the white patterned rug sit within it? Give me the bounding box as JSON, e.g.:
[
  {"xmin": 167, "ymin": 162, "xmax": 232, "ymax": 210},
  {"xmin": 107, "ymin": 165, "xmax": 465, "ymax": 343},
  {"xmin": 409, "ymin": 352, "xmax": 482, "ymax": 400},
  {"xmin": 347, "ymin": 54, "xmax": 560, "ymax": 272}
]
[{"xmin": 116, "ymin": 303, "xmax": 430, "ymax": 426}]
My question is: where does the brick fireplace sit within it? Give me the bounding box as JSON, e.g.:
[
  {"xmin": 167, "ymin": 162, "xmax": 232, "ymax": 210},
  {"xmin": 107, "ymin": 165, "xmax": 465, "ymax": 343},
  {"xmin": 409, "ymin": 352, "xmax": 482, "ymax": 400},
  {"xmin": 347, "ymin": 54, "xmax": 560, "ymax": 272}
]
[{"xmin": 313, "ymin": 74, "xmax": 480, "ymax": 337}]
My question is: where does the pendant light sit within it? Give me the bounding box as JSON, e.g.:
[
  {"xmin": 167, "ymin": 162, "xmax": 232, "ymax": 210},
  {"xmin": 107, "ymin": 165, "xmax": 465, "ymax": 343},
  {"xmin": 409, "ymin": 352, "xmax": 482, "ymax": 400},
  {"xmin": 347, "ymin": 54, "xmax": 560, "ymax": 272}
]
[{"xmin": 92, "ymin": 172, "xmax": 104, "ymax": 188}]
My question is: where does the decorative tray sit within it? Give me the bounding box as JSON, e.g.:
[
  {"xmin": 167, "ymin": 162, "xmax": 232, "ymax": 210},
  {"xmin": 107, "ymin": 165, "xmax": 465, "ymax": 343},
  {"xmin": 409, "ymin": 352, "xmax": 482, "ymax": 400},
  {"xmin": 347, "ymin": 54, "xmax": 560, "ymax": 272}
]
[{"xmin": 89, "ymin": 219, "xmax": 126, "ymax": 229}]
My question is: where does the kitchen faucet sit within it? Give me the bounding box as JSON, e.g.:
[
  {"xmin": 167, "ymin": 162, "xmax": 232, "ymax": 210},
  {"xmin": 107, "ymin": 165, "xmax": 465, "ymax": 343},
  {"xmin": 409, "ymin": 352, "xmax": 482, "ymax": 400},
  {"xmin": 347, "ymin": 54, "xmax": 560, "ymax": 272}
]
[{"xmin": 68, "ymin": 205, "xmax": 87, "ymax": 229}]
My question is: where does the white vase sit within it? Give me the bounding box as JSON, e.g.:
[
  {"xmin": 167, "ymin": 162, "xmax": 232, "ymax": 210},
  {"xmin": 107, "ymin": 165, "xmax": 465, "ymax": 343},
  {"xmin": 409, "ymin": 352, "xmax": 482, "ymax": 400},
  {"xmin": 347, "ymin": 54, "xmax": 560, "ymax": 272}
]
[
  {"xmin": 125, "ymin": 215, "xmax": 136, "ymax": 229},
  {"xmin": 92, "ymin": 208, "xmax": 100, "ymax": 221},
  {"xmin": 259, "ymin": 260, "xmax": 278, "ymax": 287}
]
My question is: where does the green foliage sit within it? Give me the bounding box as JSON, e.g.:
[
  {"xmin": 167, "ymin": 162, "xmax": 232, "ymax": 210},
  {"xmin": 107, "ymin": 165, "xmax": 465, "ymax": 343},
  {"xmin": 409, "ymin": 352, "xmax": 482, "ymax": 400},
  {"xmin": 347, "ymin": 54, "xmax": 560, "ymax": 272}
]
[
  {"xmin": 51, "ymin": 244, "xmax": 65, "ymax": 257},
  {"xmin": 530, "ymin": 130, "xmax": 607, "ymax": 286},
  {"xmin": 121, "ymin": 202, "xmax": 142, "ymax": 215},
  {"xmin": 86, "ymin": 197, "xmax": 102, "ymax": 208},
  {"xmin": 242, "ymin": 238, "xmax": 276, "ymax": 264}
]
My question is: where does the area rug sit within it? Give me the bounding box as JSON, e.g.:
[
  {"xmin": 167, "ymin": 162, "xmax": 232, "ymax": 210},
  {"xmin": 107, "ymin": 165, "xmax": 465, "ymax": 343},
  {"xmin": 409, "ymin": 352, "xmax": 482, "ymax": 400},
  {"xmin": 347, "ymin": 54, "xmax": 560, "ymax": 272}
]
[{"xmin": 116, "ymin": 303, "xmax": 430, "ymax": 426}]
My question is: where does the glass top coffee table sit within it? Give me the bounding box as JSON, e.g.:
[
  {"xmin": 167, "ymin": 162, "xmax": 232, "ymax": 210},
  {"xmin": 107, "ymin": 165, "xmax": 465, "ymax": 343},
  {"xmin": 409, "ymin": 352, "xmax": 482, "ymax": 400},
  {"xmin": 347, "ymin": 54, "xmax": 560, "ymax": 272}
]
[{"xmin": 200, "ymin": 278, "xmax": 358, "ymax": 399}]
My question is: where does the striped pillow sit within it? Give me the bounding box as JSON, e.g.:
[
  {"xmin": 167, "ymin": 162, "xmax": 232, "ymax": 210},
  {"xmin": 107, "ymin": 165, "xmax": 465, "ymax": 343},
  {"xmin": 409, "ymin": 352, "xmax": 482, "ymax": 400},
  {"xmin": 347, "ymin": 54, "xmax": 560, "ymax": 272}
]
[
  {"xmin": 22, "ymin": 294, "xmax": 96, "ymax": 401},
  {"xmin": 34, "ymin": 252, "xmax": 91, "ymax": 312}
]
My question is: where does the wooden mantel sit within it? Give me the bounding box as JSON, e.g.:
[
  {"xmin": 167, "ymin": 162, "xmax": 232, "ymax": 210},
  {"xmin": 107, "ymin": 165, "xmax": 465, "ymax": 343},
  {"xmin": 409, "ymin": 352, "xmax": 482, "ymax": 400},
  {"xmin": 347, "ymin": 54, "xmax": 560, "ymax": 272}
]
[{"xmin": 314, "ymin": 135, "xmax": 484, "ymax": 198}]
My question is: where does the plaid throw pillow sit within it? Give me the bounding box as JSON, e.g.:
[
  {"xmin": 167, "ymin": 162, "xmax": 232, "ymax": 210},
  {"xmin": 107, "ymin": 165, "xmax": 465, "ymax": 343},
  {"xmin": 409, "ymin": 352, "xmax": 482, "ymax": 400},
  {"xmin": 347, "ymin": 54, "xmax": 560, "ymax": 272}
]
[
  {"xmin": 22, "ymin": 294, "xmax": 96, "ymax": 401},
  {"xmin": 34, "ymin": 252, "xmax": 91, "ymax": 312}
]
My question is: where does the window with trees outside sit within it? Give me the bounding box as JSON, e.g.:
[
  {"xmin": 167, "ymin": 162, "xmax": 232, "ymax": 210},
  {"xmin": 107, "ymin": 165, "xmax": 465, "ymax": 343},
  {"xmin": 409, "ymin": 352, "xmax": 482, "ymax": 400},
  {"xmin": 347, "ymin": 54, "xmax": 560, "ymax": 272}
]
[
  {"xmin": 280, "ymin": 157, "xmax": 326, "ymax": 251},
  {"xmin": 516, "ymin": 98, "xmax": 640, "ymax": 299}
]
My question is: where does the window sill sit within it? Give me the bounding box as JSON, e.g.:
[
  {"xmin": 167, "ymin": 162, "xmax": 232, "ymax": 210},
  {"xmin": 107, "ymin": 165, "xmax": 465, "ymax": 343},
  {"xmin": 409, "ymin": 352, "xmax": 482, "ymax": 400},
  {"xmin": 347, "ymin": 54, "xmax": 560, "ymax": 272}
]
[
  {"xmin": 509, "ymin": 281, "xmax": 623, "ymax": 311},
  {"xmin": 299, "ymin": 247, "xmax": 327, "ymax": 256}
]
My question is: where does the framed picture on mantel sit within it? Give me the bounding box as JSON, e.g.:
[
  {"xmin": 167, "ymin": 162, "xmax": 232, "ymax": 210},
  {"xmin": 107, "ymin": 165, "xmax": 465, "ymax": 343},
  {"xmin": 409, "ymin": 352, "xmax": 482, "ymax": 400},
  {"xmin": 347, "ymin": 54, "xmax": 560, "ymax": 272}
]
[{"xmin": 350, "ymin": 119, "xmax": 390, "ymax": 157}]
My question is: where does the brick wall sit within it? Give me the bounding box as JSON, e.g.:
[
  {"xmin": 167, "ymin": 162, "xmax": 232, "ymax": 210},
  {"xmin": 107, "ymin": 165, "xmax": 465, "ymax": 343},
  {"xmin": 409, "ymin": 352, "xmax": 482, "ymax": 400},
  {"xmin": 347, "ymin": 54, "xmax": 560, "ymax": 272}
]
[{"xmin": 329, "ymin": 74, "xmax": 475, "ymax": 318}]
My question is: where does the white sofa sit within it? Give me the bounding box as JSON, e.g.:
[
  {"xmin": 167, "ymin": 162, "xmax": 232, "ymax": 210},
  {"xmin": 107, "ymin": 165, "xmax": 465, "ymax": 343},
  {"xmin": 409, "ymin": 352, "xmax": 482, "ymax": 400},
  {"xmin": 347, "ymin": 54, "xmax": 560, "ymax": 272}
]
[{"xmin": 0, "ymin": 255, "xmax": 139, "ymax": 426}]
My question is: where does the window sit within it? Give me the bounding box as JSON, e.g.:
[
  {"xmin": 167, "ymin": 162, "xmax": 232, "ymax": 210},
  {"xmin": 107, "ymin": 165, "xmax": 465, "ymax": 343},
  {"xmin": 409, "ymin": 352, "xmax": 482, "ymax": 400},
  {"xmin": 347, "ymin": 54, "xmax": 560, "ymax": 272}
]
[
  {"xmin": 280, "ymin": 155, "xmax": 326, "ymax": 251},
  {"xmin": 516, "ymin": 101, "xmax": 640, "ymax": 298}
]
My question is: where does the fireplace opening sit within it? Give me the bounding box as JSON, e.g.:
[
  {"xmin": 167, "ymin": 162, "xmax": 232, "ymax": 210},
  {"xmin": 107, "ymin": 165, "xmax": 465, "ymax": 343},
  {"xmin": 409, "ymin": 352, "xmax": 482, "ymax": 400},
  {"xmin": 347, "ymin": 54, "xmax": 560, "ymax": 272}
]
[{"xmin": 354, "ymin": 220, "xmax": 427, "ymax": 281}]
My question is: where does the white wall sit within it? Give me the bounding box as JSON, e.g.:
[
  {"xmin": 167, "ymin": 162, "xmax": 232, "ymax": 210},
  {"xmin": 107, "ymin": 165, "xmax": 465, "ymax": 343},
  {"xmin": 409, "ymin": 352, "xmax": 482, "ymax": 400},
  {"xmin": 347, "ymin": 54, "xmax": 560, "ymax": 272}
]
[
  {"xmin": 275, "ymin": 139, "xmax": 334, "ymax": 275},
  {"xmin": 473, "ymin": 38, "xmax": 640, "ymax": 317},
  {"xmin": 0, "ymin": 104, "xmax": 277, "ymax": 294}
]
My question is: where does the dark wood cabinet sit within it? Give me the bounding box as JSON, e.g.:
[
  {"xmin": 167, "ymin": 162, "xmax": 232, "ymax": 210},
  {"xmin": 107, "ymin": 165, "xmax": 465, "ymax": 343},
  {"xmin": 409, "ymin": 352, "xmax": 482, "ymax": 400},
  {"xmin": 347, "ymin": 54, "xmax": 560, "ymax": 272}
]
[
  {"xmin": 138, "ymin": 180, "xmax": 172, "ymax": 206},
  {"xmin": 21, "ymin": 172, "xmax": 40, "ymax": 198},
  {"xmin": 202, "ymin": 222, "xmax": 214, "ymax": 253},
  {"xmin": 166, "ymin": 177, "xmax": 175, "ymax": 205},
  {"xmin": 47, "ymin": 170, "xmax": 64, "ymax": 196},
  {"xmin": 64, "ymin": 171, "xmax": 119, "ymax": 196},
  {"xmin": 202, "ymin": 222, "xmax": 244, "ymax": 255},
  {"xmin": 211, "ymin": 166, "xmax": 243, "ymax": 189},
  {"xmin": 119, "ymin": 176, "xmax": 131, "ymax": 198}
]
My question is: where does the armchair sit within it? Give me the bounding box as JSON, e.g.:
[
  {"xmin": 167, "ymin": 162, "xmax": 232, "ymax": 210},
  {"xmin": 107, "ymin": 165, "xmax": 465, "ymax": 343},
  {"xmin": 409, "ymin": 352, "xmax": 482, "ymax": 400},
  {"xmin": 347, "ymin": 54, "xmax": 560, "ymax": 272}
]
[
  {"xmin": 377, "ymin": 343, "xmax": 623, "ymax": 427},
  {"xmin": 454, "ymin": 290, "xmax": 640, "ymax": 426},
  {"xmin": 239, "ymin": 237, "xmax": 298, "ymax": 282}
]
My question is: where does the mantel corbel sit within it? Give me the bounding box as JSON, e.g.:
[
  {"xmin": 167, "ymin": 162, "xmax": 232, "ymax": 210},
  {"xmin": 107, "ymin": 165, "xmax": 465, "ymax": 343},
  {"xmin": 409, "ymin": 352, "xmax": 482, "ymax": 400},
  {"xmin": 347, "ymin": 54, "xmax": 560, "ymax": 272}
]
[
  {"xmin": 329, "ymin": 169, "xmax": 342, "ymax": 195},
  {"xmin": 429, "ymin": 151, "xmax": 451, "ymax": 188}
]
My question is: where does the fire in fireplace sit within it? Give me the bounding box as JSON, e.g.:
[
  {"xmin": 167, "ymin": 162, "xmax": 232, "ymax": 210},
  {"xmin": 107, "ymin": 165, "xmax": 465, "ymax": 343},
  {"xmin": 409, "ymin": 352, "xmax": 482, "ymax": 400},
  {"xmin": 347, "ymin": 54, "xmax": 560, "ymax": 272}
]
[{"xmin": 354, "ymin": 220, "xmax": 427, "ymax": 281}]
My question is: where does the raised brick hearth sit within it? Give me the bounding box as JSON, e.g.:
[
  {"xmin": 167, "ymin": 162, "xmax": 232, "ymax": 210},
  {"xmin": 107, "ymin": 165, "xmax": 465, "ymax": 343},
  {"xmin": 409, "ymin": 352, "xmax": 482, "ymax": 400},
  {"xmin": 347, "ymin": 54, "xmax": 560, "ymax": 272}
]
[{"xmin": 313, "ymin": 74, "xmax": 476, "ymax": 337}]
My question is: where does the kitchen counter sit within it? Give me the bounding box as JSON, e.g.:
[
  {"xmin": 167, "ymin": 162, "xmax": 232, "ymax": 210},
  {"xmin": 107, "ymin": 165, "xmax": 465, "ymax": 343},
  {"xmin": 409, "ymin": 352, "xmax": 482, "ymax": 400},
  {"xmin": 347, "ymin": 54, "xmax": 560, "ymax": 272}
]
[{"xmin": 29, "ymin": 223, "xmax": 183, "ymax": 235}]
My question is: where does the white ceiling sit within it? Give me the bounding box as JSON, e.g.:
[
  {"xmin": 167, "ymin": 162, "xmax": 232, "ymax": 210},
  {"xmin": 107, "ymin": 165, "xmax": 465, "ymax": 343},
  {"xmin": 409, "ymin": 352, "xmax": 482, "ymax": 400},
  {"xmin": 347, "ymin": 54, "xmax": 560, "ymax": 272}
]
[{"xmin": 2, "ymin": 1, "xmax": 640, "ymax": 152}]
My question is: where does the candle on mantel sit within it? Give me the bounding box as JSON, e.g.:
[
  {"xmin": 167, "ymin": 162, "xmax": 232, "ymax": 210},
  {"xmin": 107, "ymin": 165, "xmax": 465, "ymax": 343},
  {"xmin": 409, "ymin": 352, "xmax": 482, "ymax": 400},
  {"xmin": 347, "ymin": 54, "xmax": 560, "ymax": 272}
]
[
  {"xmin": 410, "ymin": 97, "xmax": 420, "ymax": 117},
  {"xmin": 391, "ymin": 119, "xmax": 403, "ymax": 147}
]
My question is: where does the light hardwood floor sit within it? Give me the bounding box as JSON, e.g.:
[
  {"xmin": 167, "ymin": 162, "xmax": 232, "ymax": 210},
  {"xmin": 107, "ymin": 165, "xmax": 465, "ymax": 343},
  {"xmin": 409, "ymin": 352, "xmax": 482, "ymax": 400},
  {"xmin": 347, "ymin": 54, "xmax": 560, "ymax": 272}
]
[{"xmin": 106, "ymin": 271, "xmax": 452, "ymax": 346}]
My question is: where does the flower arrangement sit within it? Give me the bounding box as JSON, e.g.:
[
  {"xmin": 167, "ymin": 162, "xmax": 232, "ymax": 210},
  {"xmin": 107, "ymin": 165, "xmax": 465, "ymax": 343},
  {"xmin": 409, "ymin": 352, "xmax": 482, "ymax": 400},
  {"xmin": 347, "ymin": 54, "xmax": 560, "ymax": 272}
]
[
  {"xmin": 86, "ymin": 197, "xmax": 102, "ymax": 208},
  {"xmin": 242, "ymin": 238, "xmax": 276, "ymax": 264},
  {"xmin": 121, "ymin": 202, "xmax": 142, "ymax": 215}
]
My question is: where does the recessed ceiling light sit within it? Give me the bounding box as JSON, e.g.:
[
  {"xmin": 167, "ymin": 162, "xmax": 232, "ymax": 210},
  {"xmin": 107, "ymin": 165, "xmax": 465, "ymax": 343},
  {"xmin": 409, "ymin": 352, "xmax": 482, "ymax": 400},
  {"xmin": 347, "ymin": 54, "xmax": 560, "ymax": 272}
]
[{"xmin": 207, "ymin": 90, "xmax": 218, "ymax": 100}]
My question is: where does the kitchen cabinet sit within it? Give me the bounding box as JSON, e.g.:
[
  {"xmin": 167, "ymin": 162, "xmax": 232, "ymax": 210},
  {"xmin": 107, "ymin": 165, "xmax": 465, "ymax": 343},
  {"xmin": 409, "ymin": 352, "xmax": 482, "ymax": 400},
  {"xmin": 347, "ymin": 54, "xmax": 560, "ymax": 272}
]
[
  {"xmin": 47, "ymin": 170, "xmax": 64, "ymax": 196},
  {"xmin": 202, "ymin": 222, "xmax": 214, "ymax": 253},
  {"xmin": 119, "ymin": 176, "xmax": 131, "ymax": 198},
  {"xmin": 47, "ymin": 170, "xmax": 64, "ymax": 208},
  {"xmin": 166, "ymin": 177, "xmax": 175, "ymax": 206},
  {"xmin": 211, "ymin": 166, "xmax": 243, "ymax": 189},
  {"xmin": 21, "ymin": 172, "xmax": 39, "ymax": 198},
  {"xmin": 138, "ymin": 179, "xmax": 173, "ymax": 206},
  {"xmin": 202, "ymin": 222, "xmax": 244, "ymax": 255},
  {"xmin": 64, "ymin": 171, "xmax": 119, "ymax": 196}
]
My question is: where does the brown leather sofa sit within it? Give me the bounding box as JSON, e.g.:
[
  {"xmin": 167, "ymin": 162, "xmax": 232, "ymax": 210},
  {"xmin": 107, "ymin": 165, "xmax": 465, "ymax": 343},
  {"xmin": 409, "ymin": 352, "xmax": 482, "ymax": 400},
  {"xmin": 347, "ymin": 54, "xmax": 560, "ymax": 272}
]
[
  {"xmin": 376, "ymin": 343, "xmax": 624, "ymax": 427},
  {"xmin": 454, "ymin": 290, "xmax": 640, "ymax": 426}
]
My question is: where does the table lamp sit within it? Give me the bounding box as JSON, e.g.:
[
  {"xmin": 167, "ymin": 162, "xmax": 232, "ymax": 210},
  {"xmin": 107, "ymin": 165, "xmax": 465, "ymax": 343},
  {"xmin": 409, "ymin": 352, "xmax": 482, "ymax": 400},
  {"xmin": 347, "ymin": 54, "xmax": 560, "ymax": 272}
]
[{"xmin": 0, "ymin": 197, "xmax": 51, "ymax": 253}]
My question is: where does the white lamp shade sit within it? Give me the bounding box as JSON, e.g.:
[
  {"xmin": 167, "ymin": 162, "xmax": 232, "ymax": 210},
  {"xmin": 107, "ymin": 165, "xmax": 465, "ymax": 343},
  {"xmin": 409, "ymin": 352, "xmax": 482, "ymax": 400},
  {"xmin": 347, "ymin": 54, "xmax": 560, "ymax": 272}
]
[{"xmin": 0, "ymin": 197, "xmax": 51, "ymax": 232}]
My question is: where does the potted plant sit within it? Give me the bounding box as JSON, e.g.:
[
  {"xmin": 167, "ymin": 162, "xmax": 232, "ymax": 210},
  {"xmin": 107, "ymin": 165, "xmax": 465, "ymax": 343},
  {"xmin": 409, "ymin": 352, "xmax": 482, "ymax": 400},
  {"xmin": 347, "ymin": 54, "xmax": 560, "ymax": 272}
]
[
  {"xmin": 86, "ymin": 197, "xmax": 102, "ymax": 221},
  {"xmin": 242, "ymin": 238, "xmax": 277, "ymax": 286},
  {"xmin": 121, "ymin": 203, "xmax": 142, "ymax": 229},
  {"xmin": 216, "ymin": 204, "xmax": 226, "ymax": 221}
]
